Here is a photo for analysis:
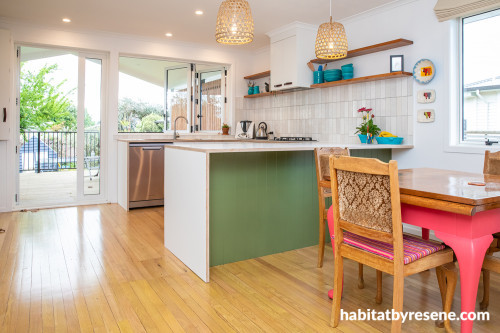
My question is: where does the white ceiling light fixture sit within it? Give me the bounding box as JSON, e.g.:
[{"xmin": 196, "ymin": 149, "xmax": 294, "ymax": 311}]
[
  {"xmin": 195, "ymin": 10, "xmax": 204, "ymax": 15},
  {"xmin": 215, "ymin": 0, "xmax": 254, "ymax": 45},
  {"xmin": 315, "ymin": 0, "xmax": 348, "ymax": 60},
  {"xmin": 165, "ymin": 33, "xmax": 173, "ymax": 37},
  {"xmin": 62, "ymin": 18, "xmax": 71, "ymax": 23}
]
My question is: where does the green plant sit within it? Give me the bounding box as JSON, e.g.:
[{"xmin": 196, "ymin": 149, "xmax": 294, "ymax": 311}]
[
  {"xmin": 355, "ymin": 107, "xmax": 381, "ymax": 136},
  {"xmin": 222, "ymin": 123, "xmax": 229, "ymax": 129},
  {"xmin": 20, "ymin": 63, "xmax": 76, "ymax": 131}
]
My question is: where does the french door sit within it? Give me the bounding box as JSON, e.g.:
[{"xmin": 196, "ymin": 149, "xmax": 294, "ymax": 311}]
[
  {"xmin": 16, "ymin": 46, "xmax": 107, "ymax": 208},
  {"xmin": 165, "ymin": 65, "xmax": 226, "ymax": 133},
  {"xmin": 194, "ymin": 68, "xmax": 226, "ymax": 132}
]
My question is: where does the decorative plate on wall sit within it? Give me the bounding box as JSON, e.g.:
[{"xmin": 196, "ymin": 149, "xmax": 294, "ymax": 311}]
[
  {"xmin": 417, "ymin": 109, "xmax": 435, "ymax": 123},
  {"xmin": 417, "ymin": 89, "xmax": 436, "ymax": 103},
  {"xmin": 413, "ymin": 59, "xmax": 435, "ymax": 84}
]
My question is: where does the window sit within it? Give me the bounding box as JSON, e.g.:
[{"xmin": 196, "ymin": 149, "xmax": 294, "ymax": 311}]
[
  {"xmin": 461, "ymin": 9, "xmax": 500, "ymax": 144},
  {"xmin": 118, "ymin": 56, "xmax": 226, "ymax": 133}
]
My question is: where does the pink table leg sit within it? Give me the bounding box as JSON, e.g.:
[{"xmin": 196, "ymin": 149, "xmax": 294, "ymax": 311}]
[
  {"xmin": 434, "ymin": 231, "xmax": 492, "ymax": 333},
  {"xmin": 421, "ymin": 228, "xmax": 429, "ymax": 240},
  {"xmin": 401, "ymin": 203, "xmax": 500, "ymax": 333}
]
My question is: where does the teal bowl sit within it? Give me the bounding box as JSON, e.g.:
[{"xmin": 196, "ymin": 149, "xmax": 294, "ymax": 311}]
[
  {"xmin": 341, "ymin": 68, "xmax": 353, "ymax": 74},
  {"xmin": 325, "ymin": 69, "xmax": 342, "ymax": 75},
  {"xmin": 341, "ymin": 63, "xmax": 353, "ymax": 69},
  {"xmin": 342, "ymin": 74, "xmax": 354, "ymax": 80},
  {"xmin": 375, "ymin": 137, "xmax": 404, "ymax": 144},
  {"xmin": 324, "ymin": 73, "xmax": 341, "ymax": 78},
  {"xmin": 324, "ymin": 76, "xmax": 341, "ymax": 82}
]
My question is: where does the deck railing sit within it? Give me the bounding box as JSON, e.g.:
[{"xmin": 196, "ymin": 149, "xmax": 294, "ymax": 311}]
[{"xmin": 19, "ymin": 131, "xmax": 100, "ymax": 172}]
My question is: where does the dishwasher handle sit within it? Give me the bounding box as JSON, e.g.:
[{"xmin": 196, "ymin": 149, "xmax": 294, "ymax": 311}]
[{"xmin": 142, "ymin": 147, "xmax": 163, "ymax": 151}]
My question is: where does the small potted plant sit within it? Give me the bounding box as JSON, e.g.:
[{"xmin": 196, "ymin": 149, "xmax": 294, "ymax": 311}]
[
  {"xmin": 355, "ymin": 107, "xmax": 381, "ymax": 144},
  {"xmin": 222, "ymin": 123, "xmax": 230, "ymax": 135}
]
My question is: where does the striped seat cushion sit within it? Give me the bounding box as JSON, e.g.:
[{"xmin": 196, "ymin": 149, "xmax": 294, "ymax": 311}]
[{"xmin": 332, "ymin": 232, "xmax": 445, "ymax": 265}]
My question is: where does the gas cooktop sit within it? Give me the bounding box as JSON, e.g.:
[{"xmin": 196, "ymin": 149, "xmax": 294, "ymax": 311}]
[{"xmin": 273, "ymin": 137, "xmax": 316, "ymax": 142}]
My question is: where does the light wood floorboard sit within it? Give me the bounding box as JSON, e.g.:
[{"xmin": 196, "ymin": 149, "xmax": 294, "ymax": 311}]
[{"xmin": 0, "ymin": 204, "xmax": 499, "ymax": 332}]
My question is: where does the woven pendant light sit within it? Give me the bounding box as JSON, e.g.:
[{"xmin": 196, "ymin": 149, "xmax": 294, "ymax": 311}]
[
  {"xmin": 315, "ymin": 0, "xmax": 348, "ymax": 59},
  {"xmin": 215, "ymin": 0, "xmax": 254, "ymax": 45}
]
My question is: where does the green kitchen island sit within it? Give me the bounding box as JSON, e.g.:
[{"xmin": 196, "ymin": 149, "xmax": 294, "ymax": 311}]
[{"xmin": 163, "ymin": 142, "xmax": 412, "ymax": 282}]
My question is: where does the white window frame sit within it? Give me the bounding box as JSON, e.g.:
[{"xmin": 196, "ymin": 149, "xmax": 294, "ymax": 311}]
[
  {"xmin": 117, "ymin": 54, "xmax": 229, "ymax": 135},
  {"xmin": 458, "ymin": 9, "xmax": 500, "ymax": 147}
]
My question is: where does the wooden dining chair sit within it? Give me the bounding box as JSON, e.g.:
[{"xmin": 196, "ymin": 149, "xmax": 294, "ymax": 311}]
[
  {"xmin": 480, "ymin": 150, "xmax": 500, "ymax": 310},
  {"xmin": 328, "ymin": 156, "xmax": 457, "ymax": 332},
  {"xmin": 315, "ymin": 147, "xmax": 349, "ymax": 268}
]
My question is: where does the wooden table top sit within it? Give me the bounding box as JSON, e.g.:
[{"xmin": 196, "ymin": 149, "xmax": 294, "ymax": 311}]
[
  {"xmin": 398, "ymin": 168, "xmax": 500, "ymax": 206},
  {"xmin": 323, "ymin": 168, "xmax": 500, "ymax": 215}
]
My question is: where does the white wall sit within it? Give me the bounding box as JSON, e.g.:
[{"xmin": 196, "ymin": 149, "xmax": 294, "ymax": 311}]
[
  {"xmin": 0, "ymin": 18, "xmax": 256, "ymax": 211},
  {"xmin": 241, "ymin": 0, "xmax": 487, "ymax": 173},
  {"xmin": 338, "ymin": 0, "xmax": 485, "ymax": 172}
]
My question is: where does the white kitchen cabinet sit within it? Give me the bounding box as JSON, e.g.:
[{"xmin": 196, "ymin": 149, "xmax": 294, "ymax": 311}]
[
  {"xmin": 267, "ymin": 22, "xmax": 317, "ymax": 91},
  {"xmin": 0, "ymin": 29, "xmax": 12, "ymax": 141}
]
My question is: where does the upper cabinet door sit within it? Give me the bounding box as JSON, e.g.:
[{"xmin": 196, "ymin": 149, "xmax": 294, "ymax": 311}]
[
  {"xmin": 267, "ymin": 22, "xmax": 316, "ymax": 91},
  {"xmin": 270, "ymin": 35, "xmax": 297, "ymax": 91},
  {"xmin": 0, "ymin": 29, "xmax": 12, "ymax": 141}
]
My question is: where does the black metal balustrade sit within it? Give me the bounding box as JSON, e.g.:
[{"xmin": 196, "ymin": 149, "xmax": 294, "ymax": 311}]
[{"xmin": 19, "ymin": 131, "xmax": 100, "ymax": 173}]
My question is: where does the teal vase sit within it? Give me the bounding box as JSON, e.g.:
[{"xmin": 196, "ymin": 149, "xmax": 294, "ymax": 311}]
[{"xmin": 248, "ymin": 87, "xmax": 254, "ymax": 95}]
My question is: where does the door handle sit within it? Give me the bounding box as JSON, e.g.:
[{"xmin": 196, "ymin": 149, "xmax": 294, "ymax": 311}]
[
  {"xmin": 197, "ymin": 114, "xmax": 203, "ymax": 118},
  {"xmin": 284, "ymin": 82, "xmax": 293, "ymax": 86},
  {"xmin": 274, "ymin": 84, "xmax": 282, "ymax": 88},
  {"xmin": 2, "ymin": 108, "xmax": 5, "ymax": 122},
  {"xmin": 142, "ymin": 147, "xmax": 163, "ymax": 151}
]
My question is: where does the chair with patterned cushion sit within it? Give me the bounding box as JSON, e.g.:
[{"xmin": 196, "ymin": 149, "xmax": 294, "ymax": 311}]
[
  {"xmin": 480, "ymin": 150, "xmax": 500, "ymax": 310},
  {"xmin": 328, "ymin": 156, "xmax": 457, "ymax": 333}
]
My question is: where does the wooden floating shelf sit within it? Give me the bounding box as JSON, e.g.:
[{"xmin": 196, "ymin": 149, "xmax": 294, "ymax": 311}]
[
  {"xmin": 310, "ymin": 72, "xmax": 413, "ymax": 88},
  {"xmin": 244, "ymin": 70, "xmax": 271, "ymax": 80},
  {"xmin": 244, "ymin": 91, "xmax": 283, "ymax": 98},
  {"xmin": 310, "ymin": 38, "xmax": 413, "ymax": 64}
]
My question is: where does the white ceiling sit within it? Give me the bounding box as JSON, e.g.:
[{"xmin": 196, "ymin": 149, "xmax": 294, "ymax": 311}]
[{"xmin": 0, "ymin": 0, "xmax": 396, "ymax": 49}]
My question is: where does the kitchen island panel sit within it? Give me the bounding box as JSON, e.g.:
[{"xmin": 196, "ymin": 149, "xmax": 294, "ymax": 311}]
[
  {"xmin": 164, "ymin": 148, "xmax": 208, "ymax": 282},
  {"xmin": 209, "ymin": 149, "xmax": 392, "ymax": 266}
]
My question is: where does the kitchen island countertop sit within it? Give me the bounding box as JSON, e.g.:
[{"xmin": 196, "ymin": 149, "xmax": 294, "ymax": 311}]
[{"xmin": 164, "ymin": 141, "xmax": 413, "ymax": 153}]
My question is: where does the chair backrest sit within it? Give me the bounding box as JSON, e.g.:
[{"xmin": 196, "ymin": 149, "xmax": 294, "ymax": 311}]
[
  {"xmin": 329, "ymin": 156, "xmax": 403, "ymax": 253},
  {"xmin": 314, "ymin": 147, "xmax": 349, "ymax": 183},
  {"xmin": 484, "ymin": 150, "xmax": 500, "ymax": 175}
]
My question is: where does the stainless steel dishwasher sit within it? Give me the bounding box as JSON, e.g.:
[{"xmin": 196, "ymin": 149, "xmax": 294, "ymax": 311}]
[{"xmin": 129, "ymin": 142, "xmax": 170, "ymax": 208}]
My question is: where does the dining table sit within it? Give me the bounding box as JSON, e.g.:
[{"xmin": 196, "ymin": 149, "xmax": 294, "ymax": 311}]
[{"xmin": 321, "ymin": 168, "xmax": 500, "ymax": 333}]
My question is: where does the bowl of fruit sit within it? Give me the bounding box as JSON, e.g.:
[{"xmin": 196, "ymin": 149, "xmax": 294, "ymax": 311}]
[{"xmin": 375, "ymin": 131, "xmax": 404, "ymax": 144}]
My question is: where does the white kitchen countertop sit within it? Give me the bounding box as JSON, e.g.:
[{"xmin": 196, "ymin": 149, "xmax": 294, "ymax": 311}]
[{"xmin": 164, "ymin": 141, "xmax": 414, "ymax": 153}]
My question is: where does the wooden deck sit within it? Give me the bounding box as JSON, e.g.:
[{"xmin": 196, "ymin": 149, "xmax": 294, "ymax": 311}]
[
  {"xmin": 19, "ymin": 170, "xmax": 100, "ymax": 206},
  {"xmin": 0, "ymin": 204, "xmax": 498, "ymax": 332}
]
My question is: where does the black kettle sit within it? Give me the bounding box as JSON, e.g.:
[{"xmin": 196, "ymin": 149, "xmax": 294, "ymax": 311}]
[{"xmin": 256, "ymin": 122, "xmax": 268, "ymax": 140}]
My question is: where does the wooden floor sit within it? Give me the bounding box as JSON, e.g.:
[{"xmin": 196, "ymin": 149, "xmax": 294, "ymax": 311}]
[
  {"xmin": 19, "ymin": 170, "xmax": 100, "ymax": 206},
  {"xmin": 0, "ymin": 204, "xmax": 499, "ymax": 332}
]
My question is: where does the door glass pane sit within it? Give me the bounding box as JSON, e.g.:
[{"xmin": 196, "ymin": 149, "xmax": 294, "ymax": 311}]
[
  {"xmin": 84, "ymin": 58, "xmax": 101, "ymax": 195},
  {"xmin": 199, "ymin": 71, "xmax": 223, "ymax": 131},
  {"xmin": 18, "ymin": 46, "xmax": 78, "ymax": 206},
  {"xmin": 166, "ymin": 67, "xmax": 188, "ymax": 131}
]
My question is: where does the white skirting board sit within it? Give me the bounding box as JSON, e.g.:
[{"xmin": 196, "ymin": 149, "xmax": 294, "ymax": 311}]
[{"xmin": 164, "ymin": 148, "xmax": 209, "ymax": 282}]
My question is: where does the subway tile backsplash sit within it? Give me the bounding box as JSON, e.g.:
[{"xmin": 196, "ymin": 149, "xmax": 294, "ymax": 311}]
[{"xmin": 236, "ymin": 77, "xmax": 413, "ymax": 144}]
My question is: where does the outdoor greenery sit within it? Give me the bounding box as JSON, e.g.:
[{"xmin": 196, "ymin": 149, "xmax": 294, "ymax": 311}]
[
  {"xmin": 20, "ymin": 63, "xmax": 76, "ymax": 131},
  {"xmin": 118, "ymin": 97, "xmax": 165, "ymax": 132}
]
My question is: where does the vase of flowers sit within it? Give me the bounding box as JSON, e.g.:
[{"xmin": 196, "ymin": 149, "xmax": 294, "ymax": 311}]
[
  {"xmin": 247, "ymin": 81, "xmax": 255, "ymax": 95},
  {"xmin": 222, "ymin": 123, "xmax": 230, "ymax": 135},
  {"xmin": 355, "ymin": 107, "xmax": 381, "ymax": 144}
]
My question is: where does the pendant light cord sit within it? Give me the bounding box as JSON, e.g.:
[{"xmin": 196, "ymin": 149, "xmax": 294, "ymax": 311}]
[{"xmin": 330, "ymin": 0, "xmax": 332, "ymax": 19}]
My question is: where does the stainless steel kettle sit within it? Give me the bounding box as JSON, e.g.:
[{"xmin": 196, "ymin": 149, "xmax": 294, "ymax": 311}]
[{"xmin": 256, "ymin": 122, "xmax": 268, "ymax": 140}]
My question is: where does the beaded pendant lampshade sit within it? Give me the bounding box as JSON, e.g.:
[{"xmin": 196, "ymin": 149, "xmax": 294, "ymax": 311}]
[
  {"xmin": 315, "ymin": 0, "xmax": 348, "ymax": 59},
  {"xmin": 215, "ymin": 0, "xmax": 254, "ymax": 45}
]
